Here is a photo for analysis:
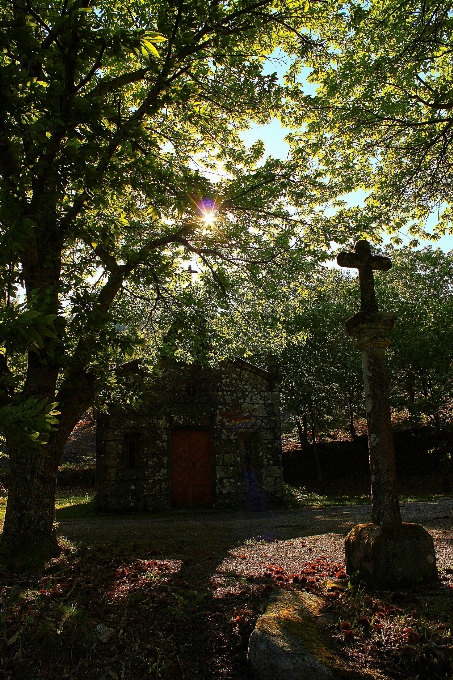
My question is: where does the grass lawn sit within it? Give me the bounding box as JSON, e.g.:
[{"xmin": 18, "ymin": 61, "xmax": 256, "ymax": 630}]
[
  {"xmin": 0, "ymin": 490, "xmax": 96, "ymax": 523},
  {"xmin": 0, "ymin": 484, "xmax": 448, "ymax": 525},
  {"xmin": 282, "ymin": 483, "xmax": 451, "ymax": 508}
]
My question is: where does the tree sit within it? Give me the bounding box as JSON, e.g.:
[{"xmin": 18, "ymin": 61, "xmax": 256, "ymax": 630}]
[
  {"xmin": 272, "ymin": 247, "xmax": 453, "ymax": 450},
  {"xmin": 285, "ymin": 0, "xmax": 453, "ymax": 238},
  {"xmin": 275, "ymin": 268, "xmax": 363, "ymax": 448},
  {"xmin": 0, "ymin": 0, "xmax": 329, "ymax": 562},
  {"xmin": 376, "ymin": 246, "xmax": 453, "ymax": 427}
]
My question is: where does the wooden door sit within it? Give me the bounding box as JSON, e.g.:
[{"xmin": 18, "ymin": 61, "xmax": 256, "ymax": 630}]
[{"xmin": 171, "ymin": 430, "xmax": 212, "ymax": 509}]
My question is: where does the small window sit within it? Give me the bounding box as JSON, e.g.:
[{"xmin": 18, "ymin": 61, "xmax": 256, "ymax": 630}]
[
  {"xmin": 241, "ymin": 432, "xmax": 259, "ymax": 472},
  {"xmin": 128, "ymin": 439, "xmax": 137, "ymax": 469},
  {"xmin": 124, "ymin": 433, "xmax": 141, "ymax": 469},
  {"xmin": 186, "ymin": 383, "xmax": 197, "ymax": 398}
]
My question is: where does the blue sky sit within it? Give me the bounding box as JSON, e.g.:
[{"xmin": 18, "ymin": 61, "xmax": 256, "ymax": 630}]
[{"xmin": 238, "ymin": 55, "xmax": 453, "ymax": 254}]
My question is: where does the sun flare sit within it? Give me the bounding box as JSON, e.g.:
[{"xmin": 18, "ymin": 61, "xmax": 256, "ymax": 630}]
[
  {"xmin": 201, "ymin": 211, "xmax": 217, "ymax": 227},
  {"xmin": 197, "ymin": 198, "xmax": 218, "ymax": 228}
]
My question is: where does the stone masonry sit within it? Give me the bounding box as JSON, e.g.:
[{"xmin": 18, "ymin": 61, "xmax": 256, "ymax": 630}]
[{"xmin": 96, "ymin": 358, "xmax": 283, "ymax": 512}]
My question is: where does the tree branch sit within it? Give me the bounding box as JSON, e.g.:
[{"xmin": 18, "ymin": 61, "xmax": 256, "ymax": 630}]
[
  {"xmin": 87, "ymin": 67, "xmax": 152, "ymax": 98},
  {"xmin": 24, "ymin": 2, "xmax": 63, "ymax": 52},
  {"xmin": 74, "ymin": 41, "xmax": 107, "ymax": 93}
]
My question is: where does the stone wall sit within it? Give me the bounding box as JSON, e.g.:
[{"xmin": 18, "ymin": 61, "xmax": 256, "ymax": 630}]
[
  {"xmin": 282, "ymin": 426, "xmax": 451, "ymax": 487},
  {"xmin": 96, "ymin": 359, "xmax": 283, "ymax": 512}
]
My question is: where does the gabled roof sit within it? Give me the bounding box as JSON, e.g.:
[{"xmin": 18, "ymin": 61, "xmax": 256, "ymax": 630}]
[
  {"xmin": 227, "ymin": 356, "xmax": 272, "ymax": 380},
  {"xmin": 116, "ymin": 356, "xmax": 279, "ymax": 383}
]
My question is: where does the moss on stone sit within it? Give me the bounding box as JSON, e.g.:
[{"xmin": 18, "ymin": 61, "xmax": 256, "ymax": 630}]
[
  {"xmin": 345, "ymin": 522, "xmax": 438, "ymax": 587},
  {"xmin": 251, "ymin": 590, "xmax": 385, "ymax": 680}
]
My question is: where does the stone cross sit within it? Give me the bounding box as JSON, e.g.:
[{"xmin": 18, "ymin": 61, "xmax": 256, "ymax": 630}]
[
  {"xmin": 337, "ymin": 240, "xmax": 392, "ymax": 314},
  {"xmin": 338, "ymin": 241, "xmax": 438, "ymax": 588},
  {"xmin": 337, "ymin": 240, "xmax": 401, "ymax": 525}
]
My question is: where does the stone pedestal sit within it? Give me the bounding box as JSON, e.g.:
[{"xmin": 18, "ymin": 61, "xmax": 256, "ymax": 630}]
[{"xmin": 345, "ymin": 523, "xmax": 438, "ymax": 588}]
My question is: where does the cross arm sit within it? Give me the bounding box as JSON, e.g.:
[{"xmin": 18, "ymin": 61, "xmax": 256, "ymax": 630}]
[{"xmin": 337, "ymin": 251, "xmax": 392, "ymax": 271}]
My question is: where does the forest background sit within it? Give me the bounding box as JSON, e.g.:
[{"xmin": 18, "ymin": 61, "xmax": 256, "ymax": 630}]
[{"xmin": 1, "ymin": 0, "xmax": 453, "ymax": 562}]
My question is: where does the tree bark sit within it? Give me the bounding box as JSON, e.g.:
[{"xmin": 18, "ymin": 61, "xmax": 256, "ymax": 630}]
[
  {"xmin": 310, "ymin": 410, "xmax": 323, "ymax": 484},
  {"xmin": 1, "ymin": 364, "xmax": 94, "ymax": 562},
  {"xmin": 348, "ymin": 397, "xmax": 357, "ymax": 439},
  {"xmin": 1, "ymin": 439, "xmax": 62, "ymax": 560},
  {"xmin": 295, "ymin": 416, "xmax": 308, "ymax": 448},
  {"xmin": 0, "ymin": 209, "xmax": 98, "ymax": 562}
]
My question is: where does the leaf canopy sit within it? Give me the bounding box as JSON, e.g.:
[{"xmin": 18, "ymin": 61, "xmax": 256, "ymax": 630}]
[{"xmin": 284, "ymin": 0, "xmax": 453, "ymax": 238}]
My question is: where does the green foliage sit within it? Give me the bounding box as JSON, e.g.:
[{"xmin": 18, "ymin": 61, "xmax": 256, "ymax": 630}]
[
  {"xmin": 285, "ymin": 0, "xmax": 453, "ymax": 237},
  {"xmin": 0, "ymin": 0, "xmax": 330, "ymax": 446},
  {"xmin": 270, "ymin": 267, "xmax": 364, "ymax": 439},
  {"xmin": 377, "ymin": 246, "xmax": 453, "ymax": 426},
  {"xmin": 0, "ymin": 396, "xmax": 60, "ymax": 448},
  {"xmin": 271, "ymin": 246, "xmax": 453, "ymax": 438},
  {"xmin": 0, "ymin": 303, "xmax": 58, "ymax": 355}
]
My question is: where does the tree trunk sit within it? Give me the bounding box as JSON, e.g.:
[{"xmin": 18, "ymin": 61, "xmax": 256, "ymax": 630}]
[
  {"xmin": 295, "ymin": 415, "xmax": 309, "ymax": 448},
  {"xmin": 310, "ymin": 411, "xmax": 323, "ymax": 484},
  {"xmin": 433, "ymin": 414, "xmax": 452, "ymax": 493},
  {"xmin": 1, "ymin": 371, "xmax": 94, "ymax": 563},
  {"xmin": 1, "ymin": 439, "xmax": 62, "ymax": 561},
  {"xmin": 404, "ymin": 371, "xmax": 416, "ymax": 418},
  {"xmin": 348, "ymin": 398, "xmax": 357, "ymax": 439}
]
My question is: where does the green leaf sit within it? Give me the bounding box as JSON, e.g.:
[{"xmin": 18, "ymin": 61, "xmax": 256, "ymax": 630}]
[
  {"xmin": 140, "ymin": 39, "xmax": 160, "ymax": 57},
  {"xmin": 143, "ymin": 32, "xmax": 167, "ymax": 42}
]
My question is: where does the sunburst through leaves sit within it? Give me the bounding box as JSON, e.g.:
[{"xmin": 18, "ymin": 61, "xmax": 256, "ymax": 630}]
[{"xmin": 197, "ymin": 198, "xmax": 218, "ymax": 227}]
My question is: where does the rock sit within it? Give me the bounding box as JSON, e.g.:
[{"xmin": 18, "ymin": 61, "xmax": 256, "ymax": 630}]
[
  {"xmin": 248, "ymin": 590, "xmax": 382, "ymax": 680},
  {"xmin": 345, "ymin": 522, "xmax": 438, "ymax": 588},
  {"xmin": 95, "ymin": 623, "xmax": 115, "ymax": 643}
]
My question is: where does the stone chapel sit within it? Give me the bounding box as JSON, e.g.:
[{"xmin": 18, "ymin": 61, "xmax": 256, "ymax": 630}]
[{"xmin": 95, "ymin": 357, "xmax": 283, "ymax": 512}]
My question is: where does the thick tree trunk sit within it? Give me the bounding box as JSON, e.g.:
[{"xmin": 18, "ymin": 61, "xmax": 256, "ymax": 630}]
[
  {"xmin": 348, "ymin": 398, "xmax": 357, "ymax": 440},
  {"xmin": 1, "ymin": 370, "xmax": 94, "ymax": 563},
  {"xmin": 2, "ymin": 200, "xmax": 108, "ymax": 563},
  {"xmin": 1, "ymin": 439, "xmax": 62, "ymax": 560}
]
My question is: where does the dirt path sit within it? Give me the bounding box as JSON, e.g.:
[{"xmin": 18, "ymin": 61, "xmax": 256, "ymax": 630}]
[
  {"xmin": 57, "ymin": 499, "xmax": 453, "ymax": 616},
  {"xmin": 58, "ymin": 499, "xmax": 453, "ymax": 556}
]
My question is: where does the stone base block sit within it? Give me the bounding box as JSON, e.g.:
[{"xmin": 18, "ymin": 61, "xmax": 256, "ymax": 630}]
[
  {"xmin": 345, "ymin": 522, "xmax": 438, "ymax": 588},
  {"xmin": 248, "ymin": 590, "xmax": 376, "ymax": 680}
]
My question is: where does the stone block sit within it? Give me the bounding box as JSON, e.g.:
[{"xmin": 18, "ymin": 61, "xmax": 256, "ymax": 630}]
[
  {"xmin": 221, "ymin": 479, "xmax": 236, "ymax": 493},
  {"xmin": 216, "ymin": 466, "xmax": 234, "ymax": 478},
  {"xmin": 223, "ymin": 453, "xmax": 239, "ymax": 465},
  {"xmin": 99, "ymin": 431, "xmax": 123, "ymax": 443},
  {"xmin": 263, "ymin": 478, "xmax": 276, "ymax": 493},
  {"xmin": 248, "ymin": 590, "xmax": 376, "ymax": 680},
  {"xmin": 151, "ymin": 468, "xmax": 168, "ymax": 481},
  {"xmin": 108, "ymin": 442, "xmax": 123, "ymax": 456},
  {"xmin": 345, "ymin": 522, "xmax": 438, "ymax": 588},
  {"xmin": 265, "ymin": 465, "xmax": 282, "ymax": 478}
]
